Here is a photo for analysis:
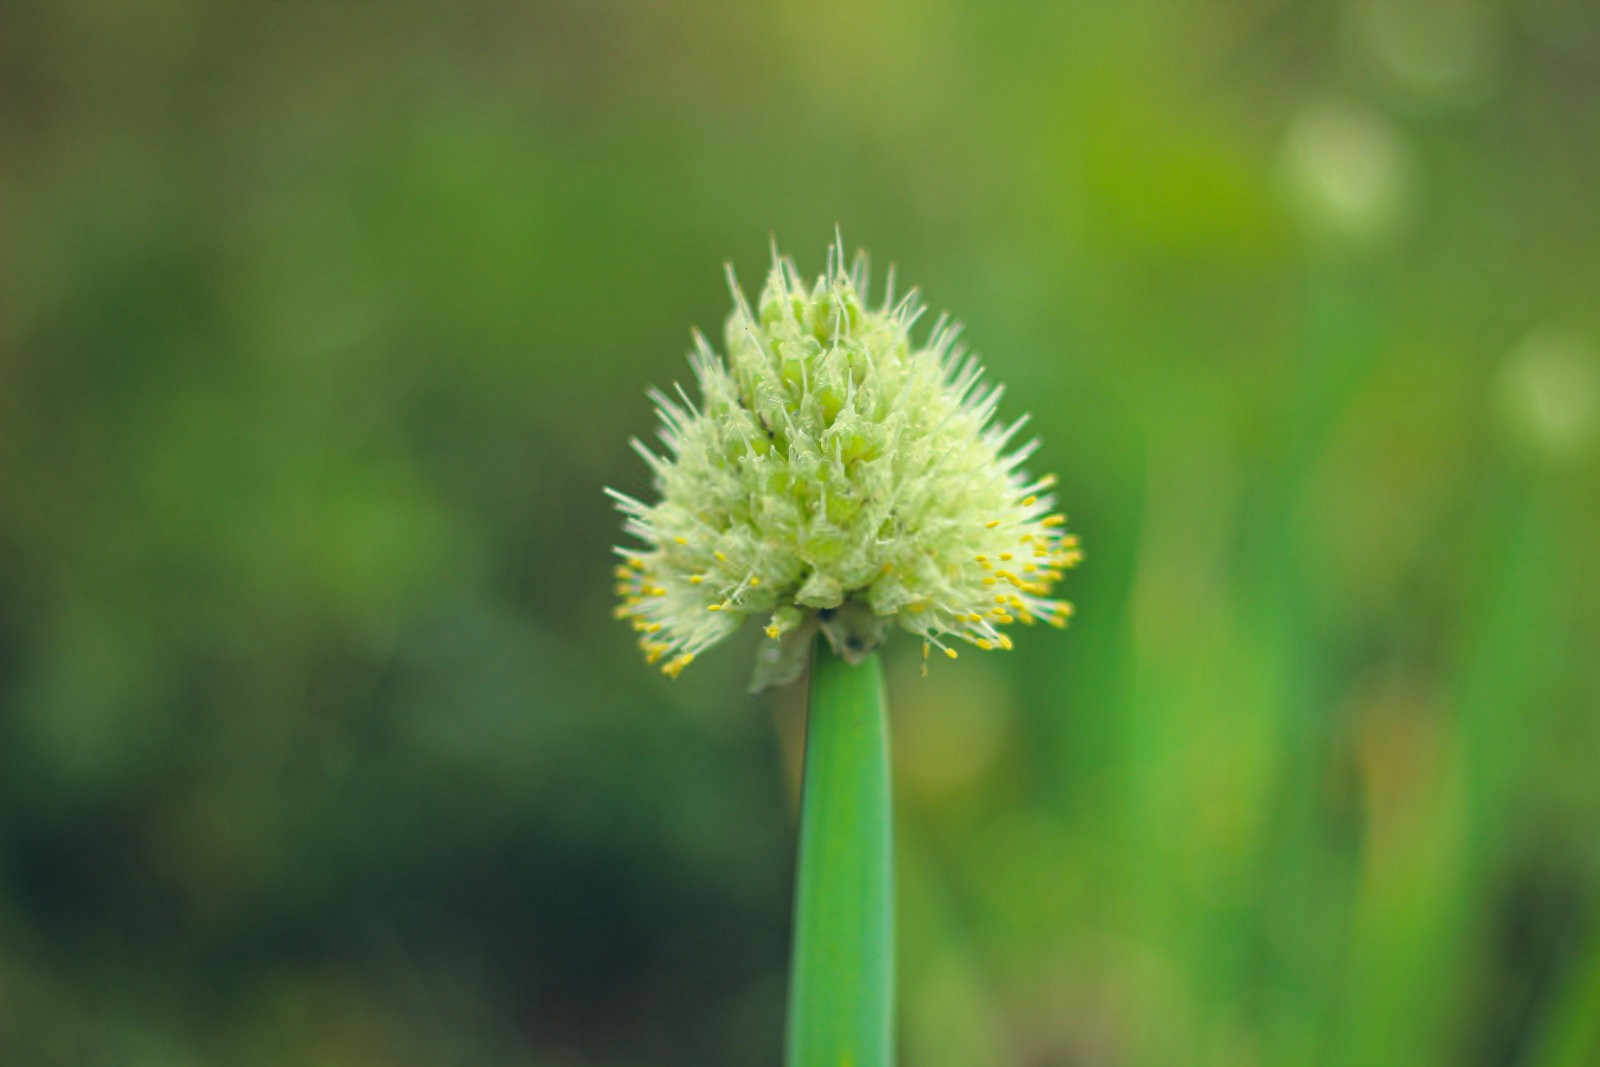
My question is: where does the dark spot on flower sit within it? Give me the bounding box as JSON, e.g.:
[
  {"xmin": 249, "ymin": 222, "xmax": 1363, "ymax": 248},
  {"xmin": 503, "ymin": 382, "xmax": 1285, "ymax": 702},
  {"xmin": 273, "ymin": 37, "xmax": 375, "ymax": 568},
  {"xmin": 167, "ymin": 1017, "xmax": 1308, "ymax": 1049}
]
[
  {"xmin": 845, "ymin": 635, "xmax": 864, "ymax": 652},
  {"xmin": 818, "ymin": 607, "xmax": 836, "ymax": 622}
]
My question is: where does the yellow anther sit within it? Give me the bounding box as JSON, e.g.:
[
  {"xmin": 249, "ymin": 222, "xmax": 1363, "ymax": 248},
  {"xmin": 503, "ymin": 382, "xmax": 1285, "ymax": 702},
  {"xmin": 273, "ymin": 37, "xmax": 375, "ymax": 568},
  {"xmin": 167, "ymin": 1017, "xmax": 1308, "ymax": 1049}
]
[
  {"xmin": 650, "ymin": 587, "xmax": 668, "ymax": 597},
  {"xmin": 905, "ymin": 601, "xmax": 927, "ymax": 613},
  {"xmin": 748, "ymin": 576, "xmax": 761, "ymax": 587},
  {"xmin": 629, "ymin": 557, "xmax": 645, "ymax": 569},
  {"xmin": 997, "ymin": 633, "xmax": 1014, "ymax": 650},
  {"xmin": 944, "ymin": 647, "xmax": 958, "ymax": 660},
  {"xmin": 1022, "ymin": 495, "xmax": 1038, "ymax": 507},
  {"xmin": 983, "ymin": 577, "xmax": 997, "ymax": 586},
  {"xmin": 673, "ymin": 536, "xmax": 688, "ymax": 545},
  {"xmin": 662, "ymin": 653, "xmax": 695, "ymax": 679},
  {"xmin": 967, "ymin": 613, "xmax": 983, "ymax": 623},
  {"xmin": 689, "ymin": 574, "xmax": 705, "ymax": 584},
  {"xmin": 995, "ymin": 594, "xmax": 1008, "ymax": 604},
  {"xmin": 975, "ymin": 554, "xmax": 988, "ymax": 563},
  {"xmin": 707, "ymin": 603, "xmax": 724, "ymax": 612},
  {"xmin": 985, "ymin": 519, "xmax": 1001, "ymax": 529},
  {"xmin": 976, "ymin": 639, "xmax": 994, "ymax": 650},
  {"xmin": 1042, "ymin": 514, "xmax": 1066, "ymax": 527},
  {"xmin": 714, "ymin": 550, "xmax": 728, "ymax": 562},
  {"xmin": 1000, "ymin": 552, "xmax": 1013, "ymax": 561},
  {"xmin": 614, "ymin": 566, "xmax": 634, "ymax": 579},
  {"xmin": 765, "ymin": 624, "xmax": 781, "ymax": 639}
]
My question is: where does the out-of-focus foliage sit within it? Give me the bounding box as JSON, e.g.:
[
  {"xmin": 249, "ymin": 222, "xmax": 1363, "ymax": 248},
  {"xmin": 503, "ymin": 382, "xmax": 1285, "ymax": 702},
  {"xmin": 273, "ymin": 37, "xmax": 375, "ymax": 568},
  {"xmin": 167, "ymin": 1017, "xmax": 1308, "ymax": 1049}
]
[{"xmin": 2, "ymin": 1, "xmax": 1598, "ymax": 1063}]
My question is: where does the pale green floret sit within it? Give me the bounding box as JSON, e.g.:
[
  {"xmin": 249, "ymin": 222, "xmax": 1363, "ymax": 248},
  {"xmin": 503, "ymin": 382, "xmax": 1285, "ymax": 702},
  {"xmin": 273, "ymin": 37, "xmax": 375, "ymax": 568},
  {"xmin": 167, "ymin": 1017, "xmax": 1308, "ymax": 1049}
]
[{"xmin": 609, "ymin": 235, "xmax": 1081, "ymax": 689}]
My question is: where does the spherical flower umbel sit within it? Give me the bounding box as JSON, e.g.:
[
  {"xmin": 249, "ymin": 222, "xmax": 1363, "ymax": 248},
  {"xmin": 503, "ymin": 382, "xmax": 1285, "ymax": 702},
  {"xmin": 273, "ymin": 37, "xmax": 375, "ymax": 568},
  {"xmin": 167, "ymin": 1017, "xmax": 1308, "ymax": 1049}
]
[{"xmin": 609, "ymin": 235, "xmax": 1082, "ymax": 690}]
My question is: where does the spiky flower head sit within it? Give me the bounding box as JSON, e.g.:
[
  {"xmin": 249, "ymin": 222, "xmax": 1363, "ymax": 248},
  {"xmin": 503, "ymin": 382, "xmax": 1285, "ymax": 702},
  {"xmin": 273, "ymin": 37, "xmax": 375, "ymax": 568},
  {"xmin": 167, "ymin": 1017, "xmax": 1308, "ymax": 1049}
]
[{"xmin": 609, "ymin": 235, "xmax": 1082, "ymax": 690}]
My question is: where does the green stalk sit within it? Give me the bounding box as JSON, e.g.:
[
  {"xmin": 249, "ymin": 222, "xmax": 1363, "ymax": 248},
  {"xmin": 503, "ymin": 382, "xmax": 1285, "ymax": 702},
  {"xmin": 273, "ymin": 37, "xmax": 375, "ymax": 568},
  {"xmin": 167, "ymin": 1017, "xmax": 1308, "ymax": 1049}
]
[{"xmin": 785, "ymin": 635, "xmax": 894, "ymax": 1067}]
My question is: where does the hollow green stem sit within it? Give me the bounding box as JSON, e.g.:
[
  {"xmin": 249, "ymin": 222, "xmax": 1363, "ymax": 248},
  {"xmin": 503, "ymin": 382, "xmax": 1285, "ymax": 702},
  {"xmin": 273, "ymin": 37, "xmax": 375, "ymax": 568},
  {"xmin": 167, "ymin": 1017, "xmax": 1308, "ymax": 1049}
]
[{"xmin": 785, "ymin": 635, "xmax": 893, "ymax": 1067}]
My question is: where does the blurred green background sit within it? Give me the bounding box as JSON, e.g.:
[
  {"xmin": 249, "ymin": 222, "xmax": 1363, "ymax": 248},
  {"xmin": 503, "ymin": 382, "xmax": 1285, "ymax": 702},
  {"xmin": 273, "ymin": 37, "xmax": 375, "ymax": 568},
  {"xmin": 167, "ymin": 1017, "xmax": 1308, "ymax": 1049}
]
[{"xmin": 3, "ymin": 0, "xmax": 1599, "ymax": 1064}]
